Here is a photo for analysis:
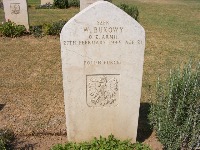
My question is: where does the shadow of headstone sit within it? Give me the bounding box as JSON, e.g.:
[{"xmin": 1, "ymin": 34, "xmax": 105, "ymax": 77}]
[
  {"xmin": 137, "ymin": 102, "xmax": 153, "ymax": 142},
  {"xmin": 12, "ymin": 138, "xmax": 37, "ymax": 150},
  {"xmin": 0, "ymin": 104, "xmax": 6, "ymax": 111}
]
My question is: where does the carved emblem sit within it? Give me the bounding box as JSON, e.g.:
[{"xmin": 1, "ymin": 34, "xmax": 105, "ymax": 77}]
[
  {"xmin": 86, "ymin": 74, "xmax": 119, "ymax": 107},
  {"xmin": 10, "ymin": 3, "xmax": 20, "ymax": 14}
]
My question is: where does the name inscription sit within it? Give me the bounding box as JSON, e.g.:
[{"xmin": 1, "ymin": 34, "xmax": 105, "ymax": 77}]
[{"xmin": 63, "ymin": 20, "xmax": 143, "ymax": 46}]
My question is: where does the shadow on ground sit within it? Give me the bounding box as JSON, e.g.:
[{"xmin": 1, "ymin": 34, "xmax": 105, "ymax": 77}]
[{"xmin": 137, "ymin": 102, "xmax": 152, "ymax": 142}]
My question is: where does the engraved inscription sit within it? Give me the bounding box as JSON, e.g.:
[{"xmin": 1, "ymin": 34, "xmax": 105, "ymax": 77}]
[
  {"xmin": 63, "ymin": 20, "xmax": 144, "ymax": 46},
  {"xmin": 86, "ymin": 74, "xmax": 119, "ymax": 107},
  {"xmin": 84, "ymin": 60, "xmax": 121, "ymax": 66},
  {"xmin": 10, "ymin": 3, "xmax": 20, "ymax": 14}
]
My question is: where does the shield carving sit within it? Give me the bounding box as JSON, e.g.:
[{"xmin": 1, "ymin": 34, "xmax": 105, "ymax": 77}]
[{"xmin": 10, "ymin": 3, "xmax": 20, "ymax": 14}]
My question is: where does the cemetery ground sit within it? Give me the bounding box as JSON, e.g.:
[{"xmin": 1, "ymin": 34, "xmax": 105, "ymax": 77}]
[{"xmin": 0, "ymin": 0, "xmax": 199, "ymax": 149}]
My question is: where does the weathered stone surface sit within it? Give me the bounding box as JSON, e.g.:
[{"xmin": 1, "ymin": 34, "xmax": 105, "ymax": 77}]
[
  {"xmin": 80, "ymin": 0, "xmax": 103, "ymax": 11},
  {"xmin": 3, "ymin": 0, "xmax": 29, "ymax": 30},
  {"xmin": 41, "ymin": 0, "xmax": 53, "ymax": 5},
  {"xmin": 60, "ymin": 1, "xmax": 145, "ymax": 143}
]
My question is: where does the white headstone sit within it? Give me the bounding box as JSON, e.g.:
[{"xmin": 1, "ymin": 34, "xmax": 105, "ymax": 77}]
[
  {"xmin": 3, "ymin": 0, "xmax": 29, "ymax": 30},
  {"xmin": 80, "ymin": 0, "xmax": 103, "ymax": 11},
  {"xmin": 41, "ymin": 0, "xmax": 53, "ymax": 5},
  {"xmin": 60, "ymin": 1, "xmax": 145, "ymax": 143}
]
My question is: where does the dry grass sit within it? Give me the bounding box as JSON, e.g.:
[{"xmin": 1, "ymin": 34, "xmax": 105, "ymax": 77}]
[
  {"xmin": 0, "ymin": 36, "xmax": 66, "ymax": 134},
  {"xmin": 0, "ymin": 0, "xmax": 199, "ymax": 138}
]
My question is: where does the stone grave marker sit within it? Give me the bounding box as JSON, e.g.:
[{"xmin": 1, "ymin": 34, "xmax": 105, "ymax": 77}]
[
  {"xmin": 80, "ymin": 0, "xmax": 103, "ymax": 11},
  {"xmin": 41, "ymin": 0, "xmax": 53, "ymax": 5},
  {"xmin": 3, "ymin": 0, "xmax": 29, "ymax": 30},
  {"xmin": 60, "ymin": 1, "xmax": 145, "ymax": 143}
]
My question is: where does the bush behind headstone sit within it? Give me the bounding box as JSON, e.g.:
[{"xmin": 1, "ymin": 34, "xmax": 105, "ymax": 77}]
[
  {"xmin": 68, "ymin": 0, "xmax": 80, "ymax": 7},
  {"xmin": 53, "ymin": 0, "xmax": 68, "ymax": 8},
  {"xmin": 118, "ymin": 3, "xmax": 139, "ymax": 21}
]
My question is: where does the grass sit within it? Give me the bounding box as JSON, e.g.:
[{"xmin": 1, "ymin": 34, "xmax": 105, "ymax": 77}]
[
  {"xmin": 0, "ymin": 0, "xmax": 199, "ymax": 141},
  {"xmin": 27, "ymin": 0, "xmax": 40, "ymax": 7},
  {"xmin": 28, "ymin": 8, "xmax": 79, "ymax": 26}
]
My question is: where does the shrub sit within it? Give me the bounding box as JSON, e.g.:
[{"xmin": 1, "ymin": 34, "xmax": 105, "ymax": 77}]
[
  {"xmin": 43, "ymin": 20, "xmax": 66, "ymax": 36},
  {"xmin": 118, "ymin": 3, "xmax": 139, "ymax": 21},
  {"xmin": 0, "ymin": 21, "xmax": 27, "ymax": 37},
  {"xmin": 30, "ymin": 25, "xmax": 43, "ymax": 37},
  {"xmin": 53, "ymin": 0, "xmax": 68, "ymax": 9},
  {"xmin": 68, "ymin": 0, "xmax": 80, "ymax": 7},
  {"xmin": 51, "ymin": 134, "xmax": 151, "ymax": 150},
  {"xmin": 149, "ymin": 61, "xmax": 200, "ymax": 150},
  {"xmin": 0, "ymin": 129, "xmax": 15, "ymax": 150},
  {"xmin": 0, "ymin": 1, "xmax": 3, "ymax": 9}
]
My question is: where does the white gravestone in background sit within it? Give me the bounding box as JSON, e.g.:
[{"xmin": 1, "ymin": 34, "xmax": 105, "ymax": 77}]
[
  {"xmin": 3, "ymin": 0, "xmax": 29, "ymax": 30},
  {"xmin": 80, "ymin": 0, "xmax": 103, "ymax": 11},
  {"xmin": 41, "ymin": 0, "xmax": 53, "ymax": 5},
  {"xmin": 60, "ymin": 1, "xmax": 145, "ymax": 143}
]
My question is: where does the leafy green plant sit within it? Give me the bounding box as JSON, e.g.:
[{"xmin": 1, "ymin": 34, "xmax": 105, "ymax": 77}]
[
  {"xmin": 118, "ymin": 4, "xmax": 139, "ymax": 21},
  {"xmin": 149, "ymin": 61, "xmax": 200, "ymax": 150},
  {"xmin": 53, "ymin": 0, "xmax": 68, "ymax": 9},
  {"xmin": 51, "ymin": 134, "xmax": 151, "ymax": 150},
  {"xmin": 0, "ymin": 21, "xmax": 27, "ymax": 37},
  {"xmin": 0, "ymin": 129, "xmax": 15, "ymax": 150},
  {"xmin": 68, "ymin": 0, "xmax": 80, "ymax": 7}
]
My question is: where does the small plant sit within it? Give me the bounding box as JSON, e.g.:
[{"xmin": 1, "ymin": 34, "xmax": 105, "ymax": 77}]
[
  {"xmin": 35, "ymin": 3, "xmax": 55, "ymax": 9},
  {"xmin": 68, "ymin": 0, "xmax": 80, "ymax": 7},
  {"xmin": 0, "ymin": 139, "xmax": 6, "ymax": 150},
  {"xmin": 51, "ymin": 134, "xmax": 151, "ymax": 150},
  {"xmin": 0, "ymin": 20, "xmax": 27, "ymax": 37},
  {"xmin": 149, "ymin": 61, "xmax": 200, "ymax": 150},
  {"xmin": 0, "ymin": 129, "xmax": 15, "ymax": 150},
  {"xmin": 118, "ymin": 4, "xmax": 139, "ymax": 21},
  {"xmin": 53, "ymin": 0, "xmax": 68, "ymax": 9}
]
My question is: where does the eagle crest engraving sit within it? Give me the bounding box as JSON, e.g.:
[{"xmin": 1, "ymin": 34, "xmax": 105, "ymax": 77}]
[{"xmin": 87, "ymin": 75, "xmax": 119, "ymax": 107}]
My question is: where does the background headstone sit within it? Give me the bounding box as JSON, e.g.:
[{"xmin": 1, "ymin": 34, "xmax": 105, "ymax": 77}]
[
  {"xmin": 3, "ymin": 0, "xmax": 29, "ymax": 30},
  {"xmin": 80, "ymin": 0, "xmax": 103, "ymax": 11},
  {"xmin": 60, "ymin": 1, "xmax": 145, "ymax": 143},
  {"xmin": 41, "ymin": 0, "xmax": 54, "ymax": 5}
]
